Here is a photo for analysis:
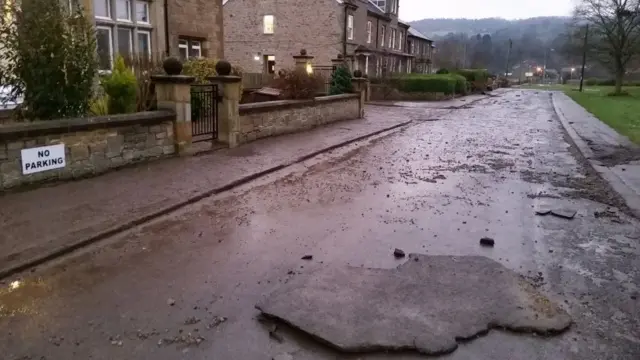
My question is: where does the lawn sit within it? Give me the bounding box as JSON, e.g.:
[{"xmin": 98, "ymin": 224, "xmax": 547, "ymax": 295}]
[{"xmin": 564, "ymin": 86, "xmax": 640, "ymax": 144}]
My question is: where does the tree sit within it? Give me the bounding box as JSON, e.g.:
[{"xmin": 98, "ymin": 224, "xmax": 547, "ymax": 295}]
[
  {"xmin": 574, "ymin": 0, "xmax": 640, "ymax": 94},
  {"xmin": 0, "ymin": 0, "xmax": 97, "ymax": 120},
  {"xmin": 329, "ymin": 65, "xmax": 353, "ymax": 95}
]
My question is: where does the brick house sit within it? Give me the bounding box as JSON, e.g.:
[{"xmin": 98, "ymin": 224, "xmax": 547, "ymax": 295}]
[
  {"xmin": 223, "ymin": 0, "xmax": 433, "ymax": 77},
  {"xmin": 84, "ymin": 0, "xmax": 223, "ymax": 71}
]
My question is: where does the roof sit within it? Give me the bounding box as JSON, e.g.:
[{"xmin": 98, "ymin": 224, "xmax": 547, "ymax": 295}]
[{"xmin": 407, "ymin": 27, "xmax": 432, "ymax": 42}]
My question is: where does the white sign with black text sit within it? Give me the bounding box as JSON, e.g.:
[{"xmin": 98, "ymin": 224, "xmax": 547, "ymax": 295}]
[{"xmin": 21, "ymin": 144, "xmax": 66, "ymax": 175}]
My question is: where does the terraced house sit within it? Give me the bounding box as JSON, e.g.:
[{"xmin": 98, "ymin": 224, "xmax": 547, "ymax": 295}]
[
  {"xmin": 87, "ymin": 0, "xmax": 223, "ymax": 70},
  {"xmin": 223, "ymin": 0, "xmax": 434, "ymax": 76}
]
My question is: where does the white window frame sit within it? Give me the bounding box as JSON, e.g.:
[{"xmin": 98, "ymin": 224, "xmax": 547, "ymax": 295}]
[
  {"xmin": 391, "ymin": 28, "xmax": 396, "ymax": 49},
  {"xmin": 116, "ymin": 0, "xmax": 132, "ymax": 22},
  {"xmin": 137, "ymin": 29, "xmax": 151, "ymax": 57},
  {"xmin": 178, "ymin": 38, "xmax": 202, "ymax": 60},
  {"xmin": 190, "ymin": 40, "xmax": 202, "ymax": 58},
  {"xmin": 135, "ymin": 0, "xmax": 150, "ymax": 24},
  {"xmin": 178, "ymin": 39, "xmax": 189, "ymax": 60},
  {"xmin": 380, "ymin": 26, "xmax": 385, "ymax": 47},
  {"xmin": 94, "ymin": 0, "xmax": 111, "ymax": 19},
  {"xmin": 347, "ymin": 14, "xmax": 354, "ymax": 40},
  {"xmin": 116, "ymin": 27, "xmax": 133, "ymax": 57},
  {"xmin": 398, "ymin": 32, "xmax": 403, "ymax": 51},
  {"xmin": 96, "ymin": 25, "xmax": 113, "ymax": 71},
  {"xmin": 263, "ymin": 15, "xmax": 274, "ymax": 34},
  {"xmin": 366, "ymin": 21, "xmax": 372, "ymax": 44}
]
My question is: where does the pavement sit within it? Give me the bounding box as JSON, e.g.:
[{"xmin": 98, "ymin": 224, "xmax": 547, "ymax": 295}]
[
  {"xmin": 551, "ymin": 91, "xmax": 640, "ymax": 217},
  {"xmin": 0, "ymin": 103, "xmax": 455, "ymax": 278},
  {"xmin": 1, "ymin": 90, "xmax": 638, "ymax": 360}
]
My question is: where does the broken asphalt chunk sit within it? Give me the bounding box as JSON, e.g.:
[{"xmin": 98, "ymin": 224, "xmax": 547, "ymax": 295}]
[
  {"xmin": 479, "ymin": 238, "xmax": 495, "ymax": 247},
  {"xmin": 550, "ymin": 209, "xmax": 577, "ymax": 220},
  {"xmin": 393, "ymin": 248, "xmax": 406, "ymax": 258},
  {"xmin": 535, "ymin": 209, "xmax": 552, "ymax": 216},
  {"xmin": 301, "ymin": 255, "xmax": 313, "ymax": 260}
]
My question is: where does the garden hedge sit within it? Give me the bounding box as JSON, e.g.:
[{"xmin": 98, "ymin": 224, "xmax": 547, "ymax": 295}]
[{"xmin": 394, "ymin": 74, "xmax": 468, "ymax": 95}]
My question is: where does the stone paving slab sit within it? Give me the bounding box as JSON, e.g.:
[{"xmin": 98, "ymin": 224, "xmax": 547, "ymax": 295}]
[
  {"xmin": 0, "ymin": 105, "xmax": 428, "ymax": 278},
  {"xmin": 257, "ymin": 254, "xmax": 572, "ymax": 355}
]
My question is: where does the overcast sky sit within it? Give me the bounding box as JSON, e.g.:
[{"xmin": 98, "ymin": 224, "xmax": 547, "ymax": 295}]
[{"xmin": 398, "ymin": 0, "xmax": 575, "ymax": 21}]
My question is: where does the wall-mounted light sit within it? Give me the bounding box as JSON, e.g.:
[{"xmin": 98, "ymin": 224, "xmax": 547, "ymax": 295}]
[
  {"xmin": 306, "ymin": 63, "xmax": 313, "ymax": 74},
  {"xmin": 254, "ymin": 55, "xmax": 260, "ymax": 61}
]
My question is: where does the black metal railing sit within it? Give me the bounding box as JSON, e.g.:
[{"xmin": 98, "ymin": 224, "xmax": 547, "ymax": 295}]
[{"xmin": 190, "ymin": 84, "xmax": 219, "ymax": 142}]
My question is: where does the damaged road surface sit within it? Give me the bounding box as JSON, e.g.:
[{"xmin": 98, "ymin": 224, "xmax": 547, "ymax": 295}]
[
  {"xmin": 257, "ymin": 254, "xmax": 572, "ymax": 355},
  {"xmin": 1, "ymin": 91, "xmax": 639, "ymax": 360}
]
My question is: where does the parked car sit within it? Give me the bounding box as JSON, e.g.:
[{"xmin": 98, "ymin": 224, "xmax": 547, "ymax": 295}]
[{"xmin": 0, "ymin": 85, "xmax": 23, "ymax": 110}]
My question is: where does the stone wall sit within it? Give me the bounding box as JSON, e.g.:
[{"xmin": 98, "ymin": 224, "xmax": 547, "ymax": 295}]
[
  {"xmin": 0, "ymin": 111, "xmax": 175, "ymax": 190},
  {"xmin": 237, "ymin": 94, "xmax": 360, "ymax": 144},
  {"xmin": 369, "ymin": 84, "xmax": 451, "ymax": 101}
]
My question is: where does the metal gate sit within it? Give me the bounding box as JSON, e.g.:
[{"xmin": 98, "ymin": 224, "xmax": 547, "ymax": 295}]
[
  {"xmin": 190, "ymin": 84, "xmax": 219, "ymax": 142},
  {"xmin": 312, "ymin": 65, "xmax": 336, "ymax": 95}
]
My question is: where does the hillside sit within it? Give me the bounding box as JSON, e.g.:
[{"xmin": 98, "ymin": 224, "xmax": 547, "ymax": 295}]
[{"xmin": 409, "ymin": 17, "xmax": 570, "ymax": 42}]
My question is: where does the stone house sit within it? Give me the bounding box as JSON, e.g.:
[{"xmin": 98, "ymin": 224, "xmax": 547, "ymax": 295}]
[
  {"xmin": 222, "ymin": 0, "xmax": 434, "ymax": 77},
  {"xmin": 83, "ymin": 0, "xmax": 223, "ymax": 71},
  {"xmin": 407, "ymin": 27, "xmax": 434, "ymax": 74}
]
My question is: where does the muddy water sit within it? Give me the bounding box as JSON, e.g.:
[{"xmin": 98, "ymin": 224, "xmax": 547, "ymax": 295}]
[{"xmin": 1, "ymin": 91, "xmax": 639, "ymax": 360}]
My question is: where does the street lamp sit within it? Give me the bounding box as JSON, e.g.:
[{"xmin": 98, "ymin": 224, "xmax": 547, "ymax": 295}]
[
  {"xmin": 542, "ymin": 48, "xmax": 554, "ymax": 84},
  {"xmin": 570, "ymin": 67, "xmax": 575, "ymax": 80}
]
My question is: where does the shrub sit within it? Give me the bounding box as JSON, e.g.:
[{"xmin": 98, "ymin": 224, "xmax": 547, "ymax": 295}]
[
  {"xmin": 271, "ymin": 68, "xmax": 324, "ymax": 100},
  {"xmin": 182, "ymin": 58, "xmax": 243, "ymax": 83},
  {"xmin": 454, "ymin": 69, "xmax": 489, "ymax": 82},
  {"xmin": 436, "ymin": 68, "xmax": 450, "ymax": 74},
  {"xmin": 89, "ymin": 95, "xmax": 109, "ymax": 116},
  {"xmin": 0, "ymin": 0, "xmax": 97, "ymax": 120},
  {"xmin": 124, "ymin": 53, "xmax": 165, "ymax": 112},
  {"xmin": 102, "ymin": 55, "xmax": 138, "ymax": 114},
  {"xmin": 329, "ymin": 66, "xmax": 353, "ymax": 95},
  {"xmin": 394, "ymin": 74, "xmax": 467, "ymax": 95},
  {"xmin": 585, "ymin": 78, "xmax": 598, "ymax": 86}
]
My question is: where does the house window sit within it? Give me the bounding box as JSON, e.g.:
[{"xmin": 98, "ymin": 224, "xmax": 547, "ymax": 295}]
[
  {"xmin": 366, "ymin": 21, "xmax": 372, "ymax": 44},
  {"xmin": 117, "ymin": 28, "xmax": 132, "ymax": 57},
  {"xmin": 380, "ymin": 25, "xmax": 385, "ymax": 47},
  {"xmin": 136, "ymin": 0, "xmax": 149, "ymax": 23},
  {"xmin": 398, "ymin": 32, "xmax": 403, "ymax": 51},
  {"xmin": 178, "ymin": 38, "xmax": 202, "ymax": 60},
  {"xmin": 263, "ymin": 15, "xmax": 274, "ymax": 34},
  {"xmin": 94, "ymin": 0, "xmax": 110, "ymax": 18},
  {"xmin": 95, "ymin": 0, "xmax": 153, "ymax": 69},
  {"xmin": 390, "ymin": 28, "xmax": 395, "ymax": 49},
  {"xmin": 347, "ymin": 14, "xmax": 354, "ymax": 40},
  {"xmin": 138, "ymin": 30, "xmax": 151, "ymax": 56},
  {"xmin": 410, "ymin": 40, "xmax": 414, "ymax": 54},
  {"xmin": 96, "ymin": 26, "xmax": 113, "ymax": 70},
  {"xmin": 116, "ymin": 0, "xmax": 131, "ymax": 21}
]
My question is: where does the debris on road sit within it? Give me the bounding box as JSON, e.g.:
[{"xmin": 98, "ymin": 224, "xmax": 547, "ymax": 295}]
[
  {"xmin": 269, "ymin": 325, "xmax": 284, "ymax": 343},
  {"xmin": 479, "ymin": 238, "xmax": 495, "ymax": 247},
  {"xmin": 301, "ymin": 255, "xmax": 313, "ymax": 260},
  {"xmin": 393, "ymin": 248, "xmax": 406, "ymax": 258},
  {"xmin": 184, "ymin": 316, "xmax": 200, "ymax": 325},
  {"xmin": 205, "ymin": 316, "xmax": 227, "ymax": 329},
  {"xmin": 167, "ymin": 298, "xmax": 176, "ymax": 306},
  {"xmin": 550, "ymin": 209, "xmax": 577, "ymax": 220},
  {"xmin": 535, "ymin": 209, "xmax": 552, "ymax": 216}
]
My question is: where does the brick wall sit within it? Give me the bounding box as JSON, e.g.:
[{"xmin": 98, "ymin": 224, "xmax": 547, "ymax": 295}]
[
  {"xmin": 168, "ymin": 0, "xmax": 224, "ymax": 59},
  {"xmin": 237, "ymin": 94, "xmax": 360, "ymax": 144},
  {"xmin": 223, "ymin": 0, "xmax": 343, "ymax": 73},
  {"xmin": 0, "ymin": 112, "xmax": 175, "ymax": 190}
]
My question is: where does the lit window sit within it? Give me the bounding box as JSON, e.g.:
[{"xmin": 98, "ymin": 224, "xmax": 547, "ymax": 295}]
[
  {"xmin": 263, "ymin": 15, "xmax": 274, "ymax": 34},
  {"xmin": 94, "ymin": 0, "xmax": 110, "ymax": 18},
  {"xmin": 366, "ymin": 21, "xmax": 372, "ymax": 44},
  {"xmin": 136, "ymin": 1, "xmax": 149, "ymax": 23},
  {"xmin": 116, "ymin": 0, "xmax": 131, "ymax": 21},
  {"xmin": 347, "ymin": 14, "xmax": 354, "ymax": 40}
]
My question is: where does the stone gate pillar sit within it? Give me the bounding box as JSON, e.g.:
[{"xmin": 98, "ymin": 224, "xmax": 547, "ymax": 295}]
[
  {"xmin": 208, "ymin": 60, "xmax": 242, "ymax": 148},
  {"xmin": 152, "ymin": 58, "xmax": 195, "ymax": 156},
  {"xmin": 293, "ymin": 49, "xmax": 314, "ymax": 73},
  {"xmin": 351, "ymin": 76, "xmax": 368, "ymax": 119}
]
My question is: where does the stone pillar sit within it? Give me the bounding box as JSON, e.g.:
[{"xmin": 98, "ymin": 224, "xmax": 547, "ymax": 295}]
[
  {"xmin": 351, "ymin": 77, "xmax": 368, "ymax": 119},
  {"xmin": 293, "ymin": 49, "xmax": 314, "ymax": 73},
  {"xmin": 207, "ymin": 59, "xmax": 242, "ymax": 148},
  {"xmin": 152, "ymin": 72, "xmax": 195, "ymax": 156}
]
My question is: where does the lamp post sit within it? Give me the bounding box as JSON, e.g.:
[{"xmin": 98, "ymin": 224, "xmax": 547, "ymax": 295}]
[{"xmin": 542, "ymin": 48, "xmax": 554, "ymax": 84}]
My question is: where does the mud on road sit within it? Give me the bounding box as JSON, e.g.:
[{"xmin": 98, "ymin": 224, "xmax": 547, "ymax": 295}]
[{"xmin": 1, "ymin": 90, "xmax": 639, "ymax": 360}]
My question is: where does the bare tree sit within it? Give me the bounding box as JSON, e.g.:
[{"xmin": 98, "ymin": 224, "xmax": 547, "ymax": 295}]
[{"xmin": 574, "ymin": 0, "xmax": 640, "ymax": 93}]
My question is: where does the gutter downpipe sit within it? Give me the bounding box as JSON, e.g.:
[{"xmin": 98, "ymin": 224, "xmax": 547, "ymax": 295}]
[{"xmin": 164, "ymin": 0, "xmax": 170, "ymax": 56}]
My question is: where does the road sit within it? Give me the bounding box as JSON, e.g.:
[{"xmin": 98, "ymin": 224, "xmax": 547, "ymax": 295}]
[{"xmin": 1, "ymin": 90, "xmax": 639, "ymax": 360}]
